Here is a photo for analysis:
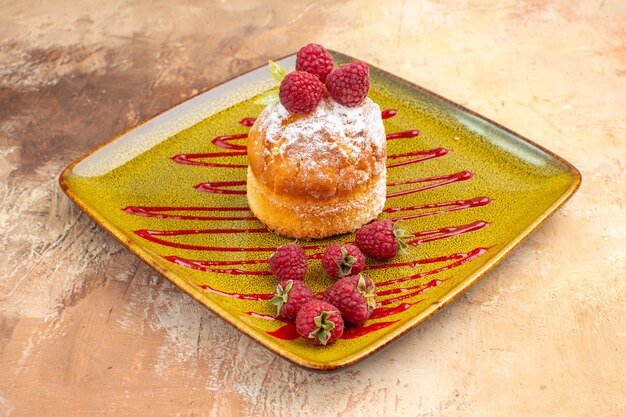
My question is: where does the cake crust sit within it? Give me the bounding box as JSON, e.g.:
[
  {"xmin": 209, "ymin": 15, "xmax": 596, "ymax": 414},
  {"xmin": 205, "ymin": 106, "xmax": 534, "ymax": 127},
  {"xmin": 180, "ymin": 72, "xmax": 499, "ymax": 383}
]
[
  {"xmin": 246, "ymin": 96, "xmax": 387, "ymax": 238},
  {"xmin": 247, "ymin": 168, "xmax": 386, "ymax": 239},
  {"xmin": 247, "ymin": 97, "xmax": 386, "ymax": 200}
]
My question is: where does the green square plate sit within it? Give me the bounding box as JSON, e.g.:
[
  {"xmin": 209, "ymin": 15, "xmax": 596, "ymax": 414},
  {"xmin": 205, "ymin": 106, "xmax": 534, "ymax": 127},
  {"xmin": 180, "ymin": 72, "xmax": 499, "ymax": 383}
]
[{"xmin": 60, "ymin": 51, "xmax": 581, "ymax": 371}]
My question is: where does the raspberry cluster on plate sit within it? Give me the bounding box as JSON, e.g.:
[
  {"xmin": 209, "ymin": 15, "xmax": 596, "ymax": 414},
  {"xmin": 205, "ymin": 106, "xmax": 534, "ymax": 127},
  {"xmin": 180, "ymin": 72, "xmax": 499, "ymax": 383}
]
[
  {"xmin": 261, "ymin": 43, "xmax": 371, "ymax": 114},
  {"xmin": 268, "ymin": 219, "xmax": 410, "ymax": 346}
]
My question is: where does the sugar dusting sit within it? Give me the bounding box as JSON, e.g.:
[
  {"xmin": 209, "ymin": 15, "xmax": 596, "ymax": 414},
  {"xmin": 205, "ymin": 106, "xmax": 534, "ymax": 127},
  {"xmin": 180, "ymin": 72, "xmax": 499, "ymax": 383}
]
[
  {"xmin": 261, "ymin": 96, "xmax": 386, "ymax": 162},
  {"xmin": 253, "ymin": 96, "xmax": 387, "ymax": 200}
]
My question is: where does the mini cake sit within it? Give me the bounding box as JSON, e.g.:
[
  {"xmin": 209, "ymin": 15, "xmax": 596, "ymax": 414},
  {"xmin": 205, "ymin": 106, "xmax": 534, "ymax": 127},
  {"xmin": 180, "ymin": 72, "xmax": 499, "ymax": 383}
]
[
  {"xmin": 247, "ymin": 96, "xmax": 386, "ymax": 239},
  {"xmin": 247, "ymin": 44, "xmax": 386, "ymax": 239}
]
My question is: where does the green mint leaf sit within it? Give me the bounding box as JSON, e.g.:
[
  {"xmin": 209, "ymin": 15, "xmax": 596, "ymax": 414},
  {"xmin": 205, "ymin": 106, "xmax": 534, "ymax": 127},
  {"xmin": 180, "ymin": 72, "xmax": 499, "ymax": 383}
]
[
  {"xmin": 254, "ymin": 88, "xmax": 280, "ymax": 105},
  {"xmin": 268, "ymin": 60, "xmax": 287, "ymax": 82}
]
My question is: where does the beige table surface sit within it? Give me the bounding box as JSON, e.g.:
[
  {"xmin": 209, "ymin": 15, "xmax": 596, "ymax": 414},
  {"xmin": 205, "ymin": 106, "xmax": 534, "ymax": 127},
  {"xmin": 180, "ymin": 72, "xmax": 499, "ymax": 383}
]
[{"xmin": 1, "ymin": 1, "xmax": 625, "ymax": 416}]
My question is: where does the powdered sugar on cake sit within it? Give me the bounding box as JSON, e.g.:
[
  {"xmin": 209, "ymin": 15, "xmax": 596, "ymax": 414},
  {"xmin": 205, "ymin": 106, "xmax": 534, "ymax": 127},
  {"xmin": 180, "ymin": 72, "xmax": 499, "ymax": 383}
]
[
  {"xmin": 260, "ymin": 96, "xmax": 385, "ymax": 163},
  {"xmin": 256, "ymin": 96, "xmax": 386, "ymax": 198}
]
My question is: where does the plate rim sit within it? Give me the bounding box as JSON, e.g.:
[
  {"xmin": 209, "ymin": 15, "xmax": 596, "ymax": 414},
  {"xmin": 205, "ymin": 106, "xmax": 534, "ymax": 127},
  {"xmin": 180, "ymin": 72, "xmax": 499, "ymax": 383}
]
[{"xmin": 59, "ymin": 50, "xmax": 582, "ymax": 371}]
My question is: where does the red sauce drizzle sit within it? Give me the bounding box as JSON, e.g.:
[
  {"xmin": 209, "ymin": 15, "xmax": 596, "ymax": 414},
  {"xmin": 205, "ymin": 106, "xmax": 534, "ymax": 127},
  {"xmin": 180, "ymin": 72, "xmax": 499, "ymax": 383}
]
[
  {"xmin": 381, "ymin": 109, "xmax": 397, "ymax": 119},
  {"xmin": 267, "ymin": 323, "xmax": 300, "ymax": 340},
  {"xmin": 408, "ymin": 221, "xmax": 489, "ymax": 245},
  {"xmin": 365, "ymin": 249, "xmax": 474, "ymax": 271},
  {"xmin": 245, "ymin": 311, "xmax": 274, "ymax": 320},
  {"xmin": 387, "ymin": 171, "xmax": 473, "ymax": 198},
  {"xmin": 378, "ymin": 279, "xmax": 450, "ymax": 296},
  {"xmin": 193, "ymin": 167, "xmax": 467, "ymax": 198},
  {"xmin": 378, "ymin": 280, "xmax": 444, "ymax": 306},
  {"xmin": 165, "ymin": 255, "xmax": 272, "ymax": 275},
  {"xmin": 122, "ymin": 205, "xmax": 256, "ymax": 221},
  {"xmin": 136, "ymin": 228, "xmax": 325, "ymax": 252},
  {"xmin": 135, "ymin": 229, "xmax": 274, "ymax": 252},
  {"xmin": 194, "ymin": 180, "xmax": 247, "ymax": 194},
  {"xmin": 192, "ymin": 247, "xmax": 487, "ymax": 304},
  {"xmin": 165, "ymin": 253, "xmax": 325, "ymax": 272},
  {"xmin": 265, "ymin": 320, "xmax": 401, "ymax": 340},
  {"xmin": 386, "ymin": 130, "xmax": 420, "ymax": 140},
  {"xmin": 212, "ymin": 133, "xmax": 249, "ymax": 150},
  {"xmin": 126, "ymin": 108, "xmax": 495, "ymax": 342},
  {"xmin": 123, "ymin": 197, "xmax": 489, "ymax": 223},
  {"xmin": 239, "ymin": 118, "xmax": 256, "ymax": 127},
  {"xmin": 384, "ymin": 197, "xmax": 491, "ymax": 222},
  {"xmin": 197, "ymin": 284, "xmax": 273, "ymax": 300},
  {"xmin": 179, "ymin": 148, "xmax": 448, "ymax": 172},
  {"xmin": 137, "ymin": 222, "xmax": 486, "ymax": 254},
  {"xmin": 387, "ymin": 147, "xmax": 449, "ymax": 168},
  {"xmin": 198, "ymin": 268, "xmax": 272, "ymax": 276},
  {"xmin": 369, "ymin": 303, "xmax": 415, "ymax": 319},
  {"xmin": 377, "ymin": 247, "xmax": 489, "ymax": 287},
  {"xmin": 342, "ymin": 321, "xmax": 400, "ymax": 339},
  {"xmin": 171, "ymin": 110, "xmax": 425, "ymax": 170},
  {"xmin": 171, "ymin": 152, "xmax": 247, "ymax": 168},
  {"xmin": 166, "ymin": 256, "xmax": 267, "ymax": 267}
]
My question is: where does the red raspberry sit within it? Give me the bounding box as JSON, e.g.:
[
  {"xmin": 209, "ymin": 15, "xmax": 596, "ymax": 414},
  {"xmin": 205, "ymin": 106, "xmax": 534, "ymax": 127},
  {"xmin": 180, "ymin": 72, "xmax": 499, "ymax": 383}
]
[
  {"xmin": 323, "ymin": 275, "xmax": 376, "ymax": 325},
  {"xmin": 355, "ymin": 219, "xmax": 411, "ymax": 260},
  {"xmin": 325, "ymin": 61, "xmax": 370, "ymax": 107},
  {"xmin": 295, "ymin": 300, "xmax": 344, "ymax": 345},
  {"xmin": 322, "ymin": 244, "xmax": 365, "ymax": 279},
  {"xmin": 269, "ymin": 280, "xmax": 315, "ymax": 320},
  {"xmin": 279, "ymin": 71, "xmax": 324, "ymax": 114},
  {"xmin": 295, "ymin": 43, "xmax": 334, "ymax": 82},
  {"xmin": 268, "ymin": 243, "xmax": 307, "ymax": 281}
]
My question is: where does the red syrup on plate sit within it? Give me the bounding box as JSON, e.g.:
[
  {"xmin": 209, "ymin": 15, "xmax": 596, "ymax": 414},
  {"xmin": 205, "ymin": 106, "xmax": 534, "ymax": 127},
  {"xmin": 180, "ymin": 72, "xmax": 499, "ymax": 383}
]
[
  {"xmin": 194, "ymin": 180, "xmax": 247, "ymax": 194},
  {"xmin": 123, "ymin": 196, "xmax": 490, "ymax": 223},
  {"xmin": 381, "ymin": 109, "xmax": 397, "ymax": 119},
  {"xmin": 386, "ymin": 130, "xmax": 420, "ymax": 140},
  {"xmin": 193, "ymin": 165, "xmax": 466, "ymax": 197},
  {"xmin": 386, "ymin": 148, "xmax": 449, "ymax": 168},
  {"xmin": 255, "ymin": 319, "xmax": 402, "ymax": 341},
  {"xmin": 376, "ymin": 247, "xmax": 489, "ymax": 287},
  {"xmin": 239, "ymin": 117, "xmax": 256, "ymax": 126},
  {"xmin": 170, "ymin": 110, "xmax": 426, "ymax": 170},
  {"xmin": 175, "ymin": 249, "xmax": 487, "ymax": 343},
  {"xmin": 267, "ymin": 323, "xmax": 300, "ymax": 340},
  {"xmin": 171, "ymin": 151, "xmax": 247, "ymax": 168},
  {"xmin": 193, "ymin": 249, "xmax": 480, "ymax": 302},
  {"xmin": 122, "ymin": 205, "xmax": 256, "ymax": 221},
  {"xmin": 135, "ymin": 220, "xmax": 486, "ymax": 252},
  {"xmin": 165, "ymin": 247, "xmax": 487, "ymax": 281},
  {"xmin": 341, "ymin": 321, "xmax": 400, "ymax": 339},
  {"xmin": 245, "ymin": 311, "xmax": 284, "ymax": 321},
  {"xmin": 212, "ymin": 134, "xmax": 248, "ymax": 149},
  {"xmin": 387, "ymin": 171, "xmax": 473, "ymax": 198},
  {"xmin": 377, "ymin": 279, "xmax": 447, "ymax": 304},
  {"xmin": 173, "ymin": 146, "xmax": 440, "ymax": 170},
  {"xmin": 126, "ymin": 108, "xmax": 493, "ymax": 342},
  {"xmin": 197, "ymin": 284, "xmax": 274, "ymax": 301},
  {"xmin": 369, "ymin": 303, "xmax": 413, "ymax": 319},
  {"xmin": 384, "ymin": 197, "xmax": 491, "ymax": 221},
  {"xmin": 194, "ymin": 166, "xmax": 465, "ymax": 196}
]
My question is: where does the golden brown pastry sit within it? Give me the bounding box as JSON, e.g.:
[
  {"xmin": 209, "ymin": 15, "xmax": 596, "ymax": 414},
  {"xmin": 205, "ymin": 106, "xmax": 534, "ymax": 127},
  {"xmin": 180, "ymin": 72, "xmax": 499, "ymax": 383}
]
[{"xmin": 246, "ymin": 96, "xmax": 387, "ymax": 239}]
